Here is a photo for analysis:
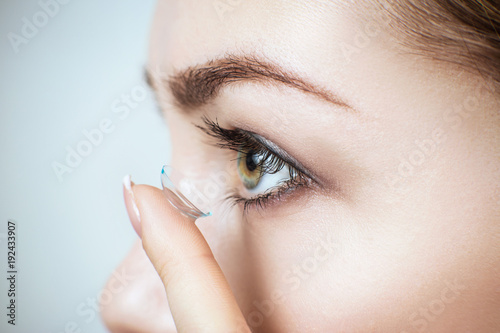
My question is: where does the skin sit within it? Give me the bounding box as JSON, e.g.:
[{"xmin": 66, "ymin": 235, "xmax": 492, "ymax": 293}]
[{"xmin": 101, "ymin": 1, "xmax": 500, "ymax": 332}]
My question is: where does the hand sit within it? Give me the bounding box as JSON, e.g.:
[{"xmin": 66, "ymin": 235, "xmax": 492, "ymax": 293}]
[{"xmin": 123, "ymin": 179, "xmax": 251, "ymax": 333}]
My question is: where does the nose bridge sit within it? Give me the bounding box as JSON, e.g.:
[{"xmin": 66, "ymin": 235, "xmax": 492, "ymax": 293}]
[{"xmin": 100, "ymin": 240, "xmax": 177, "ymax": 332}]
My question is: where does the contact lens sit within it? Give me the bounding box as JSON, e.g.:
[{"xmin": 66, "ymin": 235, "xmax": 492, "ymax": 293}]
[{"xmin": 161, "ymin": 165, "xmax": 212, "ymax": 220}]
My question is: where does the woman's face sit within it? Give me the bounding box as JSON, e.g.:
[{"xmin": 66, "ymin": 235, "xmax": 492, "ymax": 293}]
[{"xmin": 103, "ymin": 1, "xmax": 500, "ymax": 332}]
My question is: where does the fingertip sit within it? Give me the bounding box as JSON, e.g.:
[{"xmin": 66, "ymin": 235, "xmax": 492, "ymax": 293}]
[
  {"xmin": 123, "ymin": 175, "xmax": 142, "ymax": 238},
  {"xmin": 132, "ymin": 184, "xmax": 199, "ymax": 255}
]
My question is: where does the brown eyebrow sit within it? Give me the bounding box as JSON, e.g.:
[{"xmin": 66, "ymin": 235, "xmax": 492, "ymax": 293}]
[{"xmin": 146, "ymin": 55, "xmax": 351, "ymax": 110}]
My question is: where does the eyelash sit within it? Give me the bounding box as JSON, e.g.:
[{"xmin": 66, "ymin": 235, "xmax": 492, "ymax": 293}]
[{"xmin": 197, "ymin": 117, "xmax": 311, "ymax": 212}]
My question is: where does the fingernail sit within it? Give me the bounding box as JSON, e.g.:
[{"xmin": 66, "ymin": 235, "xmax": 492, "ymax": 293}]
[{"xmin": 123, "ymin": 174, "xmax": 142, "ymax": 237}]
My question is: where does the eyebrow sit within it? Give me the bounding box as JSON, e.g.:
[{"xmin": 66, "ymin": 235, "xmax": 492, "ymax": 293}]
[{"xmin": 146, "ymin": 55, "xmax": 351, "ymax": 110}]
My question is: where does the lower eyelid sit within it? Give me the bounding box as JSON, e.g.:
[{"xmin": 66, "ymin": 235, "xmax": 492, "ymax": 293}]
[{"xmin": 237, "ymin": 181, "xmax": 311, "ymax": 214}]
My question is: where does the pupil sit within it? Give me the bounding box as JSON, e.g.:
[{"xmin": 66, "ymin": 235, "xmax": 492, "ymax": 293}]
[{"xmin": 245, "ymin": 150, "xmax": 259, "ymax": 172}]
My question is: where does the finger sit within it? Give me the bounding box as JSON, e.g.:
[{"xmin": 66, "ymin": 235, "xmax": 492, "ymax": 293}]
[{"xmin": 124, "ymin": 181, "xmax": 250, "ymax": 333}]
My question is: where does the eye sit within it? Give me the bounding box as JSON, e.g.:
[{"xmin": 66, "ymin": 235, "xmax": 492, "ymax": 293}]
[
  {"xmin": 237, "ymin": 149, "xmax": 295, "ymax": 195},
  {"xmin": 196, "ymin": 117, "xmax": 313, "ymax": 212}
]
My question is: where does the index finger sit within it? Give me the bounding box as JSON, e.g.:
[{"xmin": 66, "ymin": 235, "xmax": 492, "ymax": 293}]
[{"xmin": 128, "ymin": 183, "xmax": 250, "ymax": 333}]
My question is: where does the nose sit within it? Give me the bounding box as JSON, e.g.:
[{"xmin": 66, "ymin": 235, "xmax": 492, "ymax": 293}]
[{"xmin": 100, "ymin": 240, "xmax": 177, "ymax": 333}]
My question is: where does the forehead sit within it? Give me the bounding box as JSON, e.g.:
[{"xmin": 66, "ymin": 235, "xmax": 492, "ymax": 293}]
[{"xmin": 147, "ymin": 0, "xmax": 374, "ymax": 79}]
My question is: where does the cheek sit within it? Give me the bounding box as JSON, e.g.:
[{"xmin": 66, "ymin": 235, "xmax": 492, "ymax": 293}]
[{"xmin": 206, "ymin": 192, "xmax": 499, "ymax": 332}]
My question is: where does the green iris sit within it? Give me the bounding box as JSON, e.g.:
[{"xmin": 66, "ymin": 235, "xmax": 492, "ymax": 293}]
[{"xmin": 237, "ymin": 149, "xmax": 263, "ymax": 190}]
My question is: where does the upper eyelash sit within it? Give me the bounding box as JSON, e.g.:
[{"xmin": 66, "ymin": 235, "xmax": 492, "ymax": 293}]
[
  {"xmin": 196, "ymin": 117, "xmax": 297, "ymax": 177},
  {"xmin": 195, "ymin": 116, "xmax": 310, "ymax": 212}
]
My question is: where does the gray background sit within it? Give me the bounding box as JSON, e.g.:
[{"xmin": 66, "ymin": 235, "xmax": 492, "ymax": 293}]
[{"xmin": 0, "ymin": 0, "xmax": 169, "ymax": 332}]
